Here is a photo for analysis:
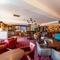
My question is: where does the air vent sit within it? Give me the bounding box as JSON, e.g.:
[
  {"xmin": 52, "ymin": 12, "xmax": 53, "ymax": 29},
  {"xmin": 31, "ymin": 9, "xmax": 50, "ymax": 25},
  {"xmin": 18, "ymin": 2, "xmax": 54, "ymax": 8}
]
[{"xmin": 13, "ymin": 14, "xmax": 20, "ymax": 17}]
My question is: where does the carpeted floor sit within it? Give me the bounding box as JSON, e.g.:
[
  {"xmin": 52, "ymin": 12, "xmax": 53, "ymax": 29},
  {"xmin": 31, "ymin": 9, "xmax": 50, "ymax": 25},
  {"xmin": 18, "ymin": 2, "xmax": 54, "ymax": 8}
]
[
  {"xmin": 16, "ymin": 38, "xmax": 52, "ymax": 60},
  {"xmin": 16, "ymin": 37, "xmax": 35, "ymax": 48}
]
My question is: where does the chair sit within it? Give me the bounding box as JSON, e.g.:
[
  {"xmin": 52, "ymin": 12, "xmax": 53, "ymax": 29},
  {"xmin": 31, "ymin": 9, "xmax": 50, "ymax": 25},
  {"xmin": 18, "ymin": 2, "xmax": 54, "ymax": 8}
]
[
  {"xmin": 36, "ymin": 42, "xmax": 51, "ymax": 56},
  {"xmin": 0, "ymin": 43, "xmax": 10, "ymax": 54},
  {"xmin": 20, "ymin": 42, "xmax": 35, "ymax": 60},
  {"xmin": 52, "ymin": 49, "xmax": 60, "ymax": 60},
  {"xmin": 36, "ymin": 42, "xmax": 52, "ymax": 60},
  {"xmin": 26, "ymin": 49, "xmax": 34, "ymax": 60},
  {"xmin": 6, "ymin": 38, "xmax": 17, "ymax": 49}
]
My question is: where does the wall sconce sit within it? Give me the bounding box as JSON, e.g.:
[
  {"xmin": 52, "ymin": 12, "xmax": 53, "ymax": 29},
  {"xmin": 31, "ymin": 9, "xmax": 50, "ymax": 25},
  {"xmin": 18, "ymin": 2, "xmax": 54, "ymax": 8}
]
[{"xmin": 0, "ymin": 28, "xmax": 2, "ymax": 31}]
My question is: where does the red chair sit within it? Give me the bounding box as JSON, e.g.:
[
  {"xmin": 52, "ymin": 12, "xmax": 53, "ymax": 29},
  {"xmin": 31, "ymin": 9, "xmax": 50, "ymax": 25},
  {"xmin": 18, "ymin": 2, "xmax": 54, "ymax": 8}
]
[
  {"xmin": 6, "ymin": 38, "xmax": 17, "ymax": 49},
  {"xmin": 0, "ymin": 43, "xmax": 9, "ymax": 54},
  {"xmin": 20, "ymin": 42, "xmax": 35, "ymax": 60},
  {"xmin": 0, "ymin": 39, "xmax": 4, "ymax": 42},
  {"xmin": 26, "ymin": 50, "xmax": 34, "ymax": 60}
]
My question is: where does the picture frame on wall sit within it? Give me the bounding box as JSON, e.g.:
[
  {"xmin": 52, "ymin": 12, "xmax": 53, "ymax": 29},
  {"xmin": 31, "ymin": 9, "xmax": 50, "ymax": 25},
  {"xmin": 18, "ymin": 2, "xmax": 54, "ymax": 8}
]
[
  {"xmin": 8, "ymin": 26, "xmax": 12, "ymax": 31},
  {"xmin": 8, "ymin": 26, "xmax": 14, "ymax": 31},
  {"xmin": 15, "ymin": 26, "xmax": 20, "ymax": 31}
]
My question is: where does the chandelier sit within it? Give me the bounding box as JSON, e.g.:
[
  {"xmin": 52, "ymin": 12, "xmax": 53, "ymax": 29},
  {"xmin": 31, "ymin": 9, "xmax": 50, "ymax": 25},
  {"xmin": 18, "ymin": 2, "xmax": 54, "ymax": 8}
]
[{"xmin": 26, "ymin": 18, "xmax": 37, "ymax": 25}]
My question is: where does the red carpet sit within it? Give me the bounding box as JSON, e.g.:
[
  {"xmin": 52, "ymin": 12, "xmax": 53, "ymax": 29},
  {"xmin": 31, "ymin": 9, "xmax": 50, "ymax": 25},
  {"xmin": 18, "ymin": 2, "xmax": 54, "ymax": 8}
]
[
  {"xmin": 34, "ymin": 42, "xmax": 40, "ymax": 60},
  {"xmin": 16, "ymin": 38, "xmax": 35, "ymax": 48},
  {"xmin": 40, "ymin": 56, "xmax": 51, "ymax": 60}
]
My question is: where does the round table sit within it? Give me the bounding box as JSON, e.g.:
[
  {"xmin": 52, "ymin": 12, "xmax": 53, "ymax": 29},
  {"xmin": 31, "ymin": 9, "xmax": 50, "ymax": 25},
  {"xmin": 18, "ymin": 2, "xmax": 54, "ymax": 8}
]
[{"xmin": 0, "ymin": 48, "xmax": 24, "ymax": 60}]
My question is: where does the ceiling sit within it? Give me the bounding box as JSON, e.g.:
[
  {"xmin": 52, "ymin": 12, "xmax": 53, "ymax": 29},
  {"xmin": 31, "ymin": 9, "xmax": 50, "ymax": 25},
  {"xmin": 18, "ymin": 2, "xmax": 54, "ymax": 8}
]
[
  {"xmin": 0, "ymin": 0, "xmax": 60, "ymax": 25},
  {"xmin": 38, "ymin": 0, "xmax": 60, "ymax": 14}
]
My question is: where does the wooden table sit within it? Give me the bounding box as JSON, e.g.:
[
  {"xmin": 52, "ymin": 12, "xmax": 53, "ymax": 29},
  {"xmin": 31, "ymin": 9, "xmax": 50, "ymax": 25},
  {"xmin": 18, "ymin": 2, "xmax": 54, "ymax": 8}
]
[
  {"xmin": 48, "ymin": 41, "xmax": 60, "ymax": 47},
  {"xmin": 0, "ymin": 48, "xmax": 24, "ymax": 60}
]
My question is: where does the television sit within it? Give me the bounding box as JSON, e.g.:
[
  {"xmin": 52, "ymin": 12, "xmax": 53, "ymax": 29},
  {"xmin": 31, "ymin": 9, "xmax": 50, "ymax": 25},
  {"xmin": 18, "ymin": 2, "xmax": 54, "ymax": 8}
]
[
  {"xmin": 54, "ymin": 34, "xmax": 60, "ymax": 41},
  {"xmin": 21, "ymin": 26, "xmax": 26, "ymax": 30}
]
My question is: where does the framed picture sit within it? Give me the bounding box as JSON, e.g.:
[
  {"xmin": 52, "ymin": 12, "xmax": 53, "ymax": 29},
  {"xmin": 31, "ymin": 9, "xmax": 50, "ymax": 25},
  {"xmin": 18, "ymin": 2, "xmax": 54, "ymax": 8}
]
[
  {"xmin": 15, "ymin": 26, "xmax": 20, "ymax": 31},
  {"xmin": 8, "ymin": 26, "xmax": 14, "ymax": 31},
  {"xmin": 8, "ymin": 26, "xmax": 12, "ymax": 31}
]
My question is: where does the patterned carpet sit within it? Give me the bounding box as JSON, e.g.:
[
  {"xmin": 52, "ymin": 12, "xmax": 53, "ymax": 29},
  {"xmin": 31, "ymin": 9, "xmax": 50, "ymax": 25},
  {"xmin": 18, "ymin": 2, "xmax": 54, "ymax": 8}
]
[
  {"xmin": 40, "ymin": 56, "xmax": 52, "ymax": 60},
  {"xmin": 34, "ymin": 42, "xmax": 40, "ymax": 60},
  {"xmin": 16, "ymin": 38, "xmax": 35, "ymax": 48}
]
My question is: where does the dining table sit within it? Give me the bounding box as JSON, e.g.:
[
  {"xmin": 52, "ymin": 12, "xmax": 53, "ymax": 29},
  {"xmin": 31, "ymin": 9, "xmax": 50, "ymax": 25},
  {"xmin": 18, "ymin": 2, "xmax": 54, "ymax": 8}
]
[
  {"xmin": 48, "ymin": 41, "xmax": 60, "ymax": 48},
  {"xmin": 0, "ymin": 48, "xmax": 24, "ymax": 60}
]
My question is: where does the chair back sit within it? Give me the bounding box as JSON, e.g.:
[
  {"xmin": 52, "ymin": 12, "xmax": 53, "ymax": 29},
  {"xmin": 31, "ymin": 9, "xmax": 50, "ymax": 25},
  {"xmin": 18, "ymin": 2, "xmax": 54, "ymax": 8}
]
[
  {"xmin": 29, "ymin": 42, "xmax": 35, "ymax": 51},
  {"xmin": 7, "ymin": 38, "xmax": 17, "ymax": 48}
]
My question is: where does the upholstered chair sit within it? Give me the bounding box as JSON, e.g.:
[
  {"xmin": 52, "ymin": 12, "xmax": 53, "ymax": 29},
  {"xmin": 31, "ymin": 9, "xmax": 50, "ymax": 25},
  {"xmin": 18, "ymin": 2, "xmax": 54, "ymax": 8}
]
[{"xmin": 20, "ymin": 42, "xmax": 35, "ymax": 60}]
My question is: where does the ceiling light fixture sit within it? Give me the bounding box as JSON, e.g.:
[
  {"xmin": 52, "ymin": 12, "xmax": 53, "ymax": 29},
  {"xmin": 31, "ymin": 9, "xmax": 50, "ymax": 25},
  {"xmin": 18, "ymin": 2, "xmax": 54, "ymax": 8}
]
[
  {"xmin": 26, "ymin": 18, "xmax": 37, "ymax": 25},
  {"xmin": 13, "ymin": 14, "xmax": 20, "ymax": 17},
  {"xmin": 0, "ymin": 28, "xmax": 2, "ymax": 31}
]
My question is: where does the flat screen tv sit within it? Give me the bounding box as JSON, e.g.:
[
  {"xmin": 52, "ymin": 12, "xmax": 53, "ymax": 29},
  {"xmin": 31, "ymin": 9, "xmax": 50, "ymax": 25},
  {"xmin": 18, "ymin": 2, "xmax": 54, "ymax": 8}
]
[
  {"xmin": 54, "ymin": 34, "xmax": 60, "ymax": 41},
  {"xmin": 21, "ymin": 26, "xmax": 26, "ymax": 30}
]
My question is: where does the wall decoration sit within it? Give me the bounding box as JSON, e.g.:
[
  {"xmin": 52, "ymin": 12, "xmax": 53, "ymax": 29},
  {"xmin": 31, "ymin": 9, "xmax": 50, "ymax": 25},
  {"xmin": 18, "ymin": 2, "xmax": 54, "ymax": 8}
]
[
  {"xmin": 8, "ymin": 26, "xmax": 14, "ymax": 31},
  {"xmin": 8, "ymin": 26, "xmax": 12, "ymax": 31},
  {"xmin": 15, "ymin": 26, "xmax": 20, "ymax": 31}
]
